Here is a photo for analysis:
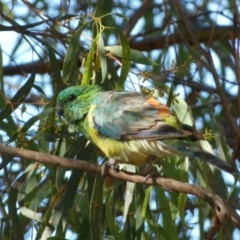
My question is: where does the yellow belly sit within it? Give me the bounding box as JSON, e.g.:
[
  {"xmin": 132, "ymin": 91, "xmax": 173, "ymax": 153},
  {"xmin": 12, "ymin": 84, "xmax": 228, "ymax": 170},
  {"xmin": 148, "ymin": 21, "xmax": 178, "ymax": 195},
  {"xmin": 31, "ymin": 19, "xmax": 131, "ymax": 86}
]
[
  {"xmin": 87, "ymin": 105, "xmax": 183, "ymax": 166},
  {"xmin": 89, "ymin": 124, "xmax": 179, "ymax": 166}
]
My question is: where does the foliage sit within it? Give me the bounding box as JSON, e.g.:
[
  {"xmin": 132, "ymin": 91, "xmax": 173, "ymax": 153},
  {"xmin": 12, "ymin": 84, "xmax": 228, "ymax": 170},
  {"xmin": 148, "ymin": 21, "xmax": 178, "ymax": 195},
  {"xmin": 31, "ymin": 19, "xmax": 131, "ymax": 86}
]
[{"xmin": 0, "ymin": 0, "xmax": 240, "ymax": 239}]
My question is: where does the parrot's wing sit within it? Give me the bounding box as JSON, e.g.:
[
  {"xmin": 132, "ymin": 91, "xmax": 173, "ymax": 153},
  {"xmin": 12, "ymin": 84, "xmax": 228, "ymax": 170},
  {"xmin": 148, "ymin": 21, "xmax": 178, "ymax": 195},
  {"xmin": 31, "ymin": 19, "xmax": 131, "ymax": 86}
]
[{"xmin": 91, "ymin": 91, "xmax": 194, "ymax": 140}]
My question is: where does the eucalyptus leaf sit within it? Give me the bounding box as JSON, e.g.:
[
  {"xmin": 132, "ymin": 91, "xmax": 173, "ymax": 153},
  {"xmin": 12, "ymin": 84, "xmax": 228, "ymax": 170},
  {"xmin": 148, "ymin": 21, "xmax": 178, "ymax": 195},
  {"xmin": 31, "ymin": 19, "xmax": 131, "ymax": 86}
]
[
  {"xmin": 20, "ymin": 206, "xmax": 42, "ymax": 222},
  {"xmin": 172, "ymin": 96, "xmax": 194, "ymax": 127},
  {"xmin": 98, "ymin": 33, "xmax": 107, "ymax": 83},
  {"xmin": 0, "ymin": 72, "xmax": 35, "ymax": 121},
  {"xmin": 123, "ymin": 164, "xmax": 135, "ymax": 224},
  {"xmin": 105, "ymin": 46, "xmax": 159, "ymax": 66},
  {"xmin": 81, "ymin": 29, "xmax": 97, "ymax": 86},
  {"xmin": 113, "ymin": 29, "xmax": 131, "ymax": 90},
  {"xmin": 8, "ymin": 186, "xmax": 24, "ymax": 240},
  {"xmin": 63, "ymin": 22, "xmax": 87, "ymax": 84}
]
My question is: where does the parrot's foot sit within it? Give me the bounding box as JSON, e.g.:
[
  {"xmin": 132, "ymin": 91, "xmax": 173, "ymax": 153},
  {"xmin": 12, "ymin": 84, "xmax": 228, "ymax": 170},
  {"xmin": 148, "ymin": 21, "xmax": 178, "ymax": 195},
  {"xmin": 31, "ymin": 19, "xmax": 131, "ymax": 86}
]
[
  {"xmin": 141, "ymin": 163, "xmax": 153, "ymax": 176},
  {"xmin": 141, "ymin": 165, "xmax": 158, "ymax": 182},
  {"xmin": 141, "ymin": 157, "xmax": 164, "ymax": 182},
  {"xmin": 143, "ymin": 167, "xmax": 165, "ymax": 182},
  {"xmin": 101, "ymin": 160, "xmax": 119, "ymax": 177},
  {"xmin": 140, "ymin": 155, "xmax": 156, "ymax": 176}
]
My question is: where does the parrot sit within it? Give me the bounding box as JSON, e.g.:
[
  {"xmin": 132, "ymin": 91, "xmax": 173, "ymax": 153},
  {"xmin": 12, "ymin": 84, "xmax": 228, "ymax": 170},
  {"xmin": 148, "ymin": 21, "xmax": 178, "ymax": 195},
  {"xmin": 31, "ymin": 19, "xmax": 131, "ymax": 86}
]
[{"xmin": 57, "ymin": 85, "xmax": 239, "ymax": 176}]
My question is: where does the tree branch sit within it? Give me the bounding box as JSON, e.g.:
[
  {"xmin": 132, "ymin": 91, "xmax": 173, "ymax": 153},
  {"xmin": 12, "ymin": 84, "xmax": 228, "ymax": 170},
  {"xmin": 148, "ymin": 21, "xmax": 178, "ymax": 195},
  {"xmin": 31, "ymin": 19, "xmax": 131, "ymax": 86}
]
[
  {"xmin": 2, "ymin": 26, "xmax": 239, "ymax": 76},
  {"xmin": 122, "ymin": 0, "xmax": 154, "ymax": 37},
  {"xmin": 0, "ymin": 144, "xmax": 239, "ymax": 231},
  {"xmin": 172, "ymin": 0, "xmax": 238, "ymax": 138},
  {"xmin": 129, "ymin": 26, "xmax": 240, "ymax": 51}
]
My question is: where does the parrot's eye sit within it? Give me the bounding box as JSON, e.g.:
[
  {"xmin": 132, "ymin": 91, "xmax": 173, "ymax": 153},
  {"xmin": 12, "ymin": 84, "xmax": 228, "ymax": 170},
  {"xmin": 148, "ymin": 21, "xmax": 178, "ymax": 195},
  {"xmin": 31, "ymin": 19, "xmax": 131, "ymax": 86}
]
[{"xmin": 68, "ymin": 94, "xmax": 76, "ymax": 101}]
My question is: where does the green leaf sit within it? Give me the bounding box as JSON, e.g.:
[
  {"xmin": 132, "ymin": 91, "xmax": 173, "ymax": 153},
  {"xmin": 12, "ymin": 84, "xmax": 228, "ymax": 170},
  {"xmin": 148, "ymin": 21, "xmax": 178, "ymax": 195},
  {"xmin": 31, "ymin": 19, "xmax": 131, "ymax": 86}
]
[
  {"xmin": 166, "ymin": 83, "xmax": 174, "ymax": 107},
  {"xmin": 62, "ymin": 22, "xmax": 87, "ymax": 84},
  {"xmin": 98, "ymin": 33, "xmax": 107, "ymax": 82},
  {"xmin": 81, "ymin": 30, "xmax": 97, "ymax": 86},
  {"xmin": 89, "ymin": 175, "xmax": 103, "ymax": 240},
  {"xmin": 28, "ymin": 181, "xmax": 52, "ymax": 211},
  {"xmin": 47, "ymin": 237, "xmax": 67, "ymax": 240},
  {"xmin": 8, "ymin": 107, "xmax": 54, "ymax": 143},
  {"xmin": 75, "ymin": 193, "xmax": 91, "ymax": 238},
  {"xmin": 105, "ymin": 46, "xmax": 159, "ymax": 66},
  {"xmin": 0, "ymin": 87, "xmax": 18, "ymax": 137},
  {"xmin": 172, "ymin": 96, "xmax": 194, "ymax": 127},
  {"xmin": 10, "ymin": 35, "xmax": 24, "ymax": 61},
  {"xmin": 0, "ymin": 72, "xmax": 35, "ymax": 121},
  {"xmin": 57, "ymin": 14, "xmax": 78, "ymax": 21},
  {"xmin": 55, "ymin": 137, "xmax": 86, "ymax": 188},
  {"xmin": 35, "ymin": 188, "xmax": 65, "ymax": 240},
  {"xmin": 198, "ymin": 140, "xmax": 215, "ymax": 154},
  {"xmin": 105, "ymin": 206, "xmax": 120, "ymax": 237},
  {"xmin": 156, "ymin": 186, "xmax": 178, "ymax": 239},
  {"xmin": 8, "ymin": 187, "xmax": 24, "ymax": 240},
  {"xmin": 17, "ymin": 163, "xmax": 36, "ymax": 202},
  {"xmin": 48, "ymin": 45, "xmax": 64, "ymax": 90},
  {"xmin": 0, "ymin": 44, "xmax": 3, "ymax": 90},
  {"xmin": 0, "ymin": 2, "xmax": 15, "ymax": 19},
  {"xmin": 123, "ymin": 165, "xmax": 135, "ymax": 224},
  {"xmin": 146, "ymin": 218, "xmax": 170, "ymax": 240},
  {"xmin": 20, "ymin": 206, "xmax": 42, "ymax": 222},
  {"xmin": 142, "ymin": 186, "xmax": 152, "ymax": 218},
  {"xmin": 178, "ymin": 156, "xmax": 188, "ymax": 183},
  {"xmin": 198, "ymin": 198, "xmax": 205, "ymax": 240},
  {"xmin": 113, "ymin": 29, "xmax": 131, "ymax": 90},
  {"xmin": 178, "ymin": 193, "xmax": 188, "ymax": 227},
  {"xmin": 169, "ymin": 194, "xmax": 178, "ymax": 221},
  {"xmin": 32, "ymin": 84, "xmax": 47, "ymax": 97},
  {"xmin": 0, "ymin": 154, "xmax": 12, "ymax": 170}
]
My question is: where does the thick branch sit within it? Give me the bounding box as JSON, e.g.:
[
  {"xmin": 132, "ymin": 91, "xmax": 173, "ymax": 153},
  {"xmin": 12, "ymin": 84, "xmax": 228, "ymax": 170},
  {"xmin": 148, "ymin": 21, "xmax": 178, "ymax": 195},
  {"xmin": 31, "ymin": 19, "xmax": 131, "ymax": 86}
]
[
  {"xmin": 0, "ymin": 144, "xmax": 239, "ymax": 230},
  {"xmin": 130, "ymin": 26, "xmax": 240, "ymax": 51},
  {"xmin": 3, "ymin": 60, "xmax": 59, "ymax": 76},
  {"xmin": 122, "ymin": 0, "xmax": 154, "ymax": 37}
]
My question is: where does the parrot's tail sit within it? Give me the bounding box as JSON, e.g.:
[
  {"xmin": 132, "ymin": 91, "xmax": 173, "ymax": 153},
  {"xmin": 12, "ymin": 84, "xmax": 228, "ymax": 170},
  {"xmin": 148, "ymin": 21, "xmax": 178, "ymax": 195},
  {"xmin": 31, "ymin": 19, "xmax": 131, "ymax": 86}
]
[{"xmin": 170, "ymin": 141, "xmax": 239, "ymax": 175}]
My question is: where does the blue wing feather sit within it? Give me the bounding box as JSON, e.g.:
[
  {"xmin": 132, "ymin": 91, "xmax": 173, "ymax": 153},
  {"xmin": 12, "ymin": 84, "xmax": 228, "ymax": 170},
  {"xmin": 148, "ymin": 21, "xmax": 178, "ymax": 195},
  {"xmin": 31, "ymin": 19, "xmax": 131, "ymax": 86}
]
[{"xmin": 91, "ymin": 91, "xmax": 193, "ymax": 140}]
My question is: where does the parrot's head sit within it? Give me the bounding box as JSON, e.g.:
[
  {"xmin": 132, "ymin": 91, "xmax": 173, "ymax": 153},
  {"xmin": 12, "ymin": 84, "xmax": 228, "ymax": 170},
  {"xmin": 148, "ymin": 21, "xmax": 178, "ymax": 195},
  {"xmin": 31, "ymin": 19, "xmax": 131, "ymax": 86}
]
[{"xmin": 57, "ymin": 85, "xmax": 102, "ymax": 123}]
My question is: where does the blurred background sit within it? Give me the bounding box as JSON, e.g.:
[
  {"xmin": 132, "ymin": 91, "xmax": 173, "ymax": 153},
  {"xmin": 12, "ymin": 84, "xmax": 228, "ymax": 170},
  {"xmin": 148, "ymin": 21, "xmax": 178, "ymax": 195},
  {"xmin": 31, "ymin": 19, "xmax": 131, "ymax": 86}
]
[{"xmin": 0, "ymin": 0, "xmax": 240, "ymax": 239}]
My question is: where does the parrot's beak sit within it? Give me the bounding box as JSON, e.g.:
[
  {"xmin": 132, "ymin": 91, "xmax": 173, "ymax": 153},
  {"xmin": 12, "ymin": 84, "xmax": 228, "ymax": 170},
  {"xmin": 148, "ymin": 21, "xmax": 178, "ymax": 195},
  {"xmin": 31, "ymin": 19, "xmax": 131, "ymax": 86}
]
[{"xmin": 57, "ymin": 102, "xmax": 64, "ymax": 118}]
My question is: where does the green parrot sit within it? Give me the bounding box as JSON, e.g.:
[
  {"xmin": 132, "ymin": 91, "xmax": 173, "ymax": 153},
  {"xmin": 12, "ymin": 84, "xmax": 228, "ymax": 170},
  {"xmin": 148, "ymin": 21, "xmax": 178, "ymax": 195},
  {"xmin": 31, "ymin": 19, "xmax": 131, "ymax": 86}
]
[{"xmin": 57, "ymin": 85, "xmax": 239, "ymax": 175}]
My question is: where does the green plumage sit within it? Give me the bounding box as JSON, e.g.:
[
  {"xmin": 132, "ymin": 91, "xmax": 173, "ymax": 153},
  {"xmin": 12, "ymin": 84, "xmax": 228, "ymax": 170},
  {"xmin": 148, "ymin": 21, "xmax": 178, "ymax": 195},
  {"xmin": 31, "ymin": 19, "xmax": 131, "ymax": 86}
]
[{"xmin": 57, "ymin": 85, "xmax": 239, "ymax": 175}]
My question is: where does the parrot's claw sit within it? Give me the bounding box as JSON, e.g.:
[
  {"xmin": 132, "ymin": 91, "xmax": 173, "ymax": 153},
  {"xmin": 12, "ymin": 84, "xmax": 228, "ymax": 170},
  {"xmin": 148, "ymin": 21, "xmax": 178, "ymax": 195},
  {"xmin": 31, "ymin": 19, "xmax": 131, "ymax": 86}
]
[
  {"xmin": 140, "ymin": 155, "xmax": 156, "ymax": 176},
  {"xmin": 101, "ymin": 160, "xmax": 119, "ymax": 177},
  {"xmin": 141, "ymin": 165, "xmax": 157, "ymax": 181},
  {"xmin": 141, "ymin": 157, "xmax": 164, "ymax": 182},
  {"xmin": 141, "ymin": 164, "xmax": 153, "ymax": 176},
  {"xmin": 144, "ymin": 172, "xmax": 157, "ymax": 182}
]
